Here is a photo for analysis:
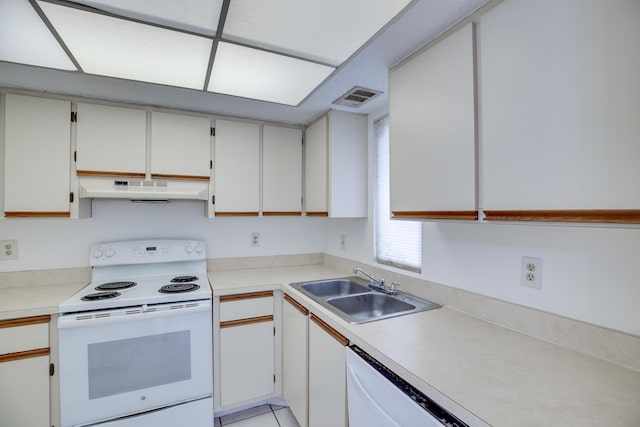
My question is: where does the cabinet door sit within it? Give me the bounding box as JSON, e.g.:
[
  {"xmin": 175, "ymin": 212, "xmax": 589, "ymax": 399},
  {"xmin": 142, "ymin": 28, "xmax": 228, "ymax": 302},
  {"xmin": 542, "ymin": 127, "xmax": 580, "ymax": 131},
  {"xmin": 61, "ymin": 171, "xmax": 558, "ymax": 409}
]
[
  {"xmin": 150, "ymin": 112, "xmax": 211, "ymax": 180},
  {"xmin": 304, "ymin": 116, "xmax": 328, "ymax": 215},
  {"xmin": 263, "ymin": 125, "xmax": 302, "ymax": 215},
  {"xmin": 76, "ymin": 103, "xmax": 146, "ymax": 177},
  {"xmin": 213, "ymin": 119, "xmax": 260, "ymax": 215},
  {"xmin": 480, "ymin": 0, "xmax": 640, "ymax": 223},
  {"xmin": 0, "ymin": 356, "xmax": 50, "ymax": 427},
  {"xmin": 219, "ymin": 320, "xmax": 275, "ymax": 407},
  {"xmin": 4, "ymin": 94, "xmax": 71, "ymax": 216},
  {"xmin": 308, "ymin": 314, "xmax": 348, "ymax": 427},
  {"xmin": 389, "ymin": 23, "xmax": 476, "ymax": 220},
  {"xmin": 0, "ymin": 315, "xmax": 51, "ymax": 427},
  {"xmin": 328, "ymin": 110, "xmax": 368, "ymax": 218},
  {"xmin": 282, "ymin": 295, "xmax": 309, "ymax": 427}
]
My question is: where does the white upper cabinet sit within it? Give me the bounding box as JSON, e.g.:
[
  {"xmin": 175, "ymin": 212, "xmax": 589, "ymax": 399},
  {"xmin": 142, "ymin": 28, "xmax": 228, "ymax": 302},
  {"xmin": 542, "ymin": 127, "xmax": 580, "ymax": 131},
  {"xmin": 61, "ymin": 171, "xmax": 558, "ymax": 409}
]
[
  {"xmin": 263, "ymin": 125, "xmax": 302, "ymax": 215},
  {"xmin": 75, "ymin": 102, "xmax": 146, "ymax": 177},
  {"xmin": 389, "ymin": 23, "xmax": 476, "ymax": 220},
  {"xmin": 304, "ymin": 116, "xmax": 328, "ymax": 215},
  {"xmin": 213, "ymin": 119, "xmax": 260, "ymax": 215},
  {"xmin": 480, "ymin": 0, "xmax": 640, "ymax": 223},
  {"xmin": 3, "ymin": 94, "xmax": 71, "ymax": 217},
  {"xmin": 150, "ymin": 112, "xmax": 211, "ymax": 180},
  {"xmin": 304, "ymin": 110, "xmax": 367, "ymax": 218}
]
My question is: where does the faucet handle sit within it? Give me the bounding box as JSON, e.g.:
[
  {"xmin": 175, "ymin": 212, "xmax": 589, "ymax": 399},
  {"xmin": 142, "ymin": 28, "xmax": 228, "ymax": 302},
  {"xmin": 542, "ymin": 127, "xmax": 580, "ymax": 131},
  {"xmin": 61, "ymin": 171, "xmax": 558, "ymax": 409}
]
[{"xmin": 390, "ymin": 282, "xmax": 400, "ymax": 293}]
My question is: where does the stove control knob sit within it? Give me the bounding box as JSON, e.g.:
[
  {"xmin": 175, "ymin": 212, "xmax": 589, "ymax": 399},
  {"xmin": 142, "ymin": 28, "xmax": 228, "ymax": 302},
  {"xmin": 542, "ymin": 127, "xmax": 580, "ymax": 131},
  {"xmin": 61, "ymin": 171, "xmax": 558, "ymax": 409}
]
[
  {"xmin": 185, "ymin": 245, "xmax": 194, "ymax": 254},
  {"xmin": 105, "ymin": 248, "xmax": 115, "ymax": 258},
  {"xmin": 93, "ymin": 249, "xmax": 104, "ymax": 259},
  {"xmin": 195, "ymin": 245, "xmax": 203, "ymax": 254}
]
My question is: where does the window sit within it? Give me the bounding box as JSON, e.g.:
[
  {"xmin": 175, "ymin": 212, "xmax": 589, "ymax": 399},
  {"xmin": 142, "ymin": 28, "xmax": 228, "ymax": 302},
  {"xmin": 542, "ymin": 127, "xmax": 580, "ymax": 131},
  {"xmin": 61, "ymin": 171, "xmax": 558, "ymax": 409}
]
[{"xmin": 374, "ymin": 115, "xmax": 422, "ymax": 273}]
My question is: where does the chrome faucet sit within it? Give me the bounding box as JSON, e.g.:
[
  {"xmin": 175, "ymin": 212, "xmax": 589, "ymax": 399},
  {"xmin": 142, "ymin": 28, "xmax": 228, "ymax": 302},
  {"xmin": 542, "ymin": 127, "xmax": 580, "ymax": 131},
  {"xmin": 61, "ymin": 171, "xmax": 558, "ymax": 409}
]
[{"xmin": 353, "ymin": 268, "xmax": 399, "ymax": 295}]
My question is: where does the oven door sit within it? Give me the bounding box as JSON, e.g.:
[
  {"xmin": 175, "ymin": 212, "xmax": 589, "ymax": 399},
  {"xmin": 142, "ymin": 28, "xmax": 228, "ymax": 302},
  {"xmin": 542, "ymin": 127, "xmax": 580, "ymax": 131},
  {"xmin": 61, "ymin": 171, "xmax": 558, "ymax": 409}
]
[{"xmin": 58, "ymin": 300, "xmax": 212, "ymax": 427}]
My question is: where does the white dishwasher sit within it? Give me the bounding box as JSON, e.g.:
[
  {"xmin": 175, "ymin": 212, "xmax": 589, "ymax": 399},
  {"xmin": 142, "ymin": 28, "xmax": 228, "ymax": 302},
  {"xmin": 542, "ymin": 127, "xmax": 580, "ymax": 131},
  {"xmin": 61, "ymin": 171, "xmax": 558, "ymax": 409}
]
[{"xmin": 346, "ymin": 346, "xmax": 468, "ymax": 427}]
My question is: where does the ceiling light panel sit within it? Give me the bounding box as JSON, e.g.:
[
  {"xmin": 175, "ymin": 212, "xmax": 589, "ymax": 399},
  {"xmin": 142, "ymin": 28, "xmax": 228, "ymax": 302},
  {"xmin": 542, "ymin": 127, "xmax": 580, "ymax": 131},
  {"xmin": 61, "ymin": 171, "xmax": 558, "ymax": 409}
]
[
  {"xmin": 222, "ymin": 0, "xmax": 413, "ymax": 66},
  {"xmin": 37, "ymin": 1, "xmax": 212, "ymax": 90},
  {"xmin": 68, "ymin": 0, "xmax": 223, "ymax": 36},
  {"xmin": 0, "ymin": 1, "xmax": 76, "ymax": 71},
  {"xmin": 208, "ymin": 42, "xmax": 335, "ymax": 106}
]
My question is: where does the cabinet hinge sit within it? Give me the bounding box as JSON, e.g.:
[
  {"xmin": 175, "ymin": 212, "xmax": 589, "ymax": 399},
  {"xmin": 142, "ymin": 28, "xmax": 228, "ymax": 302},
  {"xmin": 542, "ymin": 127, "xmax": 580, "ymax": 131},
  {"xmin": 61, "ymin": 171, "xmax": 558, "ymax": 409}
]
[
  {"xmin": 211, "ymin": 195, "xmax": 215, "ymax": 205},
  {"xmin": 69, "ymin": 192, "xmax": 74, "ymax": 203},
  {"xmin": 273, "ymin": 327, "xmax": 276, "ymax": 336},
  {"xmin": 49, "ymin": 363, "xmax": 55, "ymax": 376},
  {"xmin": 210, "ymin": 160, "xmax": 213, "ymax": 170},
  {"xmin": 211, "ymin": 127, "xmax": 216, "ymax": 136},
  {"xmin": 273, "ymin": 374, "xmax": 276, "ymax": 383},
  {"xmin": 73, "ymin": 150, "xmax": 77, "ymax": 162},
  {"xmin": 70, "ymin": 112, "xmax": 77, "ymax": 123}
]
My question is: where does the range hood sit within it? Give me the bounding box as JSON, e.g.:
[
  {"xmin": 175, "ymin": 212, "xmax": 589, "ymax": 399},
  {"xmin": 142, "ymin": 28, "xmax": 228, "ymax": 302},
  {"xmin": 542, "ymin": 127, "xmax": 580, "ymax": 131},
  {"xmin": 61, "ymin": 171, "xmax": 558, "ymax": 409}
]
[{"xmin": 78, "ymin": 177, "xmax": 209, "ymax": 201}]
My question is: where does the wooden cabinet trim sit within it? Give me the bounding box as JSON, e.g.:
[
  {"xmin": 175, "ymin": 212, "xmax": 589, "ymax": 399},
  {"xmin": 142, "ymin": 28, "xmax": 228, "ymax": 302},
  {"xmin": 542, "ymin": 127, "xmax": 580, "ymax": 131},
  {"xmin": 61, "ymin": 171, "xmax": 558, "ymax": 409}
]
[
  {"xmin": 76, "ymin": 170, "xmax": 146, "ymax": 178},
  {"xmin": 215, "ymin": 212, "xmax": 260, "ymax": 217},
  {"xmin": 220, "ymin": 315, "xmax": 274, "ymax": 329},
  {"xmin": 310, "ymin": 314, "xmax": 348, "ymax": 347},
  {"xmin": 305, "ymin": 212, "xmax": 329, "ymax": 217},
  {"xmin": 483, "ymin": 210, "xmax": 640, "ymax": 224},
  {"xmin": 0, "ymin": 348, "xmax": 50, "ymax": 363},
  {"xmin": 220, "ymin": 291, "xmax": 273, "ymax": 303},
  {"xmin": 0, "ymin": 315, "xmax": 50, "ymax": 329},
  {"xmin": 150, "ymin": 173, "xmax": 210, "ymax": 181},
  {"xmin": 392, "ymin": 211, "xmax": 478, "ymax": 220},
  {"xmin": 284, "ymin": 294, "xmax": 309, "ymax": 316},
  {"xmin": 5, "ymin": 211, "xmax": 70, "ymax": 218},
  {"xmin": 262, "ymin": 212, "xmax": 302, "ymax": 217}
]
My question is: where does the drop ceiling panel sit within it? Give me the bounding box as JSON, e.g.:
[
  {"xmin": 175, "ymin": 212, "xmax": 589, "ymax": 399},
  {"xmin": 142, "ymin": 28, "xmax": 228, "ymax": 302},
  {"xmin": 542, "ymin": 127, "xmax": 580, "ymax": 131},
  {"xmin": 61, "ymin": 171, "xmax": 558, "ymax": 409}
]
[
  {"xmin": 67, "ymin": 0, "xmax": 223, "ymax": 36},
  {"xmin": 222, "ymin": 0, "xmax": 413, "ymax": 66},
  {"xmin": 208, "ymin": 42, "xmax": 335, "ymax": 106},
  {"xmin": 38, "ymin": 1, "xmax": 213, "ymax": 89},
  {"xmin": 0, "ymin": 1, "xmax": 76, "ymax": 71}
]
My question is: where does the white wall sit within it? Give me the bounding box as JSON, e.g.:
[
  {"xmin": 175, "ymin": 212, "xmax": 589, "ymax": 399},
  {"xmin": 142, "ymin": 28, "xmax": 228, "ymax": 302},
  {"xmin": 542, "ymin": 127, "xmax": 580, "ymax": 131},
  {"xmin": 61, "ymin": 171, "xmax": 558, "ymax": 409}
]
[
  {"xmin": 0, "ymin": 199, "xmax": 326, "ymax": 272},
  {"xmin": 322, "ymin": 112, "xmax": 640, "ymax": 337}
]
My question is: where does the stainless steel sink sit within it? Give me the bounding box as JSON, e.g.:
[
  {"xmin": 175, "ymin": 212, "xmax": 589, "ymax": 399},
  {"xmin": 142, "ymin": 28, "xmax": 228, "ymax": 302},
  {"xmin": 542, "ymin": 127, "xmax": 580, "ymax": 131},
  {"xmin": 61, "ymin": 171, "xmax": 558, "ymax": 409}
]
[
  {"xmin": 289, "ymin": 276, "xmax": 440, "ymax": 324},
  {"xmin": 297, "ymin": 277, "xmax": 371, "ymax": 297}
]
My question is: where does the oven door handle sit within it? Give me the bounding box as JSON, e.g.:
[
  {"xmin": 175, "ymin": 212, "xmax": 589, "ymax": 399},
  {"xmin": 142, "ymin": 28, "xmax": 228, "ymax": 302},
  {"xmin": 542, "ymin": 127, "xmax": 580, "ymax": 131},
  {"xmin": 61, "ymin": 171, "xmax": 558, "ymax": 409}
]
[{"xmin": 58, "ymin": 300, "xmax": 211, "ymax": 329}]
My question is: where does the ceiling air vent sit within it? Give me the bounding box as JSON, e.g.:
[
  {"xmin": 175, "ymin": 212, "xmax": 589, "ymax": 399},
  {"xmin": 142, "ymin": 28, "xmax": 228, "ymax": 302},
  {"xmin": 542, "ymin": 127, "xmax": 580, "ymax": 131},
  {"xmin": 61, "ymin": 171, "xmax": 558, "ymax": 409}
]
[{"xmin": 333, "ymin": 86, "xmax": 382, "ymax": 108}]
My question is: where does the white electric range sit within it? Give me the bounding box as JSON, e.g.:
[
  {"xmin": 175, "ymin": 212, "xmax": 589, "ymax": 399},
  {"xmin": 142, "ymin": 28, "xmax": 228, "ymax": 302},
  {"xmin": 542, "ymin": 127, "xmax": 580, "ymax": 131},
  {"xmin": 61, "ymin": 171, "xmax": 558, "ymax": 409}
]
[{"xmin": 58, "ymin": 239, "xmax": 213, "ymax": 427}]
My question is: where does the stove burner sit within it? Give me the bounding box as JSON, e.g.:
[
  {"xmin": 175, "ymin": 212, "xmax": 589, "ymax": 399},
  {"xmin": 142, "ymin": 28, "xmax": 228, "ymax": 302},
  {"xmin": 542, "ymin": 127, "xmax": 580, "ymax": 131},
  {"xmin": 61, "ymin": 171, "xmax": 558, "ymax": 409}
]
[
  {"xmin": 81, "ymin": 291, "xmax": 121, "ymax": 301},
  {"xmin": 171, "ymin": 276, "xmax": 199, "ymax": 283},
  {"xmin": 159, "ymin": 283, "xmax": 201, "ymax": 293},
  {"xmin": 95, "ymin": 281, "xmax": 137, "ymax": 291}
]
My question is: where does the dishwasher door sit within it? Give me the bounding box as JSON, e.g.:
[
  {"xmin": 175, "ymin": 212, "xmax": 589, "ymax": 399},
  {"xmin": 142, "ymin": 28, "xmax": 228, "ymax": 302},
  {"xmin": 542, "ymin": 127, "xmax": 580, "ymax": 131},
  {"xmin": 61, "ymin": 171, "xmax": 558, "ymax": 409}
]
[{"xmin": 346, "ymin": 346, "xmax": 467, "ymax": 427}]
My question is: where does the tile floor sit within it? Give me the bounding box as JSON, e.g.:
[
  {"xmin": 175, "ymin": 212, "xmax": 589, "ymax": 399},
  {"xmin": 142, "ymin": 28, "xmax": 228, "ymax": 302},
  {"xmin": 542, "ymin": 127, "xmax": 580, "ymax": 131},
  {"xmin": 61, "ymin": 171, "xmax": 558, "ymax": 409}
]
[{"xmin": 215, "ymin": 404, "xmax": 300, "ymax": 427}]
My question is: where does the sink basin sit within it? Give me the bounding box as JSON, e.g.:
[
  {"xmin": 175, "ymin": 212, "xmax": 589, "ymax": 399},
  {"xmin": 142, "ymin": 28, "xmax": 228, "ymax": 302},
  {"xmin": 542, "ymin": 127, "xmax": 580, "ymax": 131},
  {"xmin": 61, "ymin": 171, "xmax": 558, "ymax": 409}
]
[
  {"xmin": 298, "ymin": 278, "xmax": 371, "ymax": 297},
  {"xmin": 327, "ymin": 293, "xmax": 415, "ymax": 323},
  {"xmin": 289, "ymin": 276, "xmax": 441, "ymax": 324}
]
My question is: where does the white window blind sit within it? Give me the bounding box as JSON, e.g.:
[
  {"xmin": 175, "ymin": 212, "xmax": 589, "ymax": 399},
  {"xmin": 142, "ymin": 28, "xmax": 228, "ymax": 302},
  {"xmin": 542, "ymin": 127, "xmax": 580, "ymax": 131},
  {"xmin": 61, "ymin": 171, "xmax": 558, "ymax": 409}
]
[{"xmin": 374, "ymin": 116, "xmax": 422, "ymax": 273}]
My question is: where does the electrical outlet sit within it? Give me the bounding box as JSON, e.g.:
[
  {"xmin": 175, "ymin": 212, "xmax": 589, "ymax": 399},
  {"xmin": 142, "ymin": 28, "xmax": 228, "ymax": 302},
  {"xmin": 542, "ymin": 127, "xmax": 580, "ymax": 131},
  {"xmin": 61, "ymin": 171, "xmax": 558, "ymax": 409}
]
[
  {"xmin": 340, "ymin": 234, "xmax": 346, "ymax": 250},
  {"xmin": 250, "ymin": 232, "xmax": 260, "ymax": 247},
  {"xmin": 521, "ymin": 256, "xmax": 542, "ymax": 289},
  {"xmin": 0, "ymin": 240, "xmax": 18, "ymax": 261}
]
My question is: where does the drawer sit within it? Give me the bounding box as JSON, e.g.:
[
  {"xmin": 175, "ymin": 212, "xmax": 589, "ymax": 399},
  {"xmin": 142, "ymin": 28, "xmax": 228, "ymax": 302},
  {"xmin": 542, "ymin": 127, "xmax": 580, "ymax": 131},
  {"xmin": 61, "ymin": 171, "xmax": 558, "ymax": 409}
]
[
  {"xmin": 220, "ymin": 291, "xmax": 273, "ymax": 322},
  {"xmin": 0, "ymin": 316, "xmax": 50, "ymax": 355}
]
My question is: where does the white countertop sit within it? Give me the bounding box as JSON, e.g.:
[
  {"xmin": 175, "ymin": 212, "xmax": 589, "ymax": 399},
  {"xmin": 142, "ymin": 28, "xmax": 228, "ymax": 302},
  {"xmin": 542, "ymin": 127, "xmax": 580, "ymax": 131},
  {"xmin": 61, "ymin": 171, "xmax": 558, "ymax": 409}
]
[
  {"xmin": 1, "ymin": 264, "xmax": 638, "ymax": 426},
  {"xmin": 208, "ymin": 265, "xmax": 640, "ymax": 427},
  {"xmin": 0, "ymin": 282, "xmax": 86, "ymax": 321}
]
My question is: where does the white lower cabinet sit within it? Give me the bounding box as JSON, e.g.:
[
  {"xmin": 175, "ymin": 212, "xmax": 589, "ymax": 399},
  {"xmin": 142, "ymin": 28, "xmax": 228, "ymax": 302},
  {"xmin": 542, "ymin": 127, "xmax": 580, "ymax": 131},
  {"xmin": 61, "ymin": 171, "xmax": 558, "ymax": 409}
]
[
  {"xmin": 308, "ymin": 314, "xmax": 348, "ymax": 427},
  {"xmin": 217, "ymin": 292, "xmax": 276, "ymax": 410},
  {"xmin": 282, "ymin": 295, "xmax": 348, "ymax": 427},
  {"xmin": 282, "ymin": 294, "xmax": 309, "ymax": 427},
  {"xmin": 0, "ymin": 315, "xmax": 51, "ymax": 427}
]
